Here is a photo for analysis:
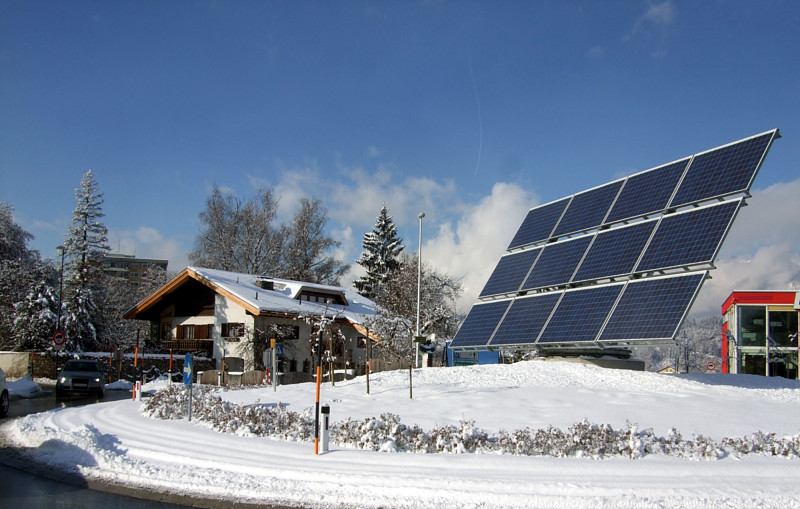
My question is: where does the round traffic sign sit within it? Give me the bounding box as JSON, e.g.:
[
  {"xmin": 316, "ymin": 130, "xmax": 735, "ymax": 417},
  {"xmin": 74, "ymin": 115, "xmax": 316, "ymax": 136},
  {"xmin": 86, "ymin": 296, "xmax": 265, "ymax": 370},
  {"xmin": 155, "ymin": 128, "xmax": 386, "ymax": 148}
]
[
  {"xmin": 183, "ymin": 353, "xmax": 193, "ymax": 387},
  {"xmin": 53, "ymin": 330, "xmax": 65, "ymax": 345},
  {"xmin": 707, "ymin": 361, "xmax": 716, "ymax": 371}
]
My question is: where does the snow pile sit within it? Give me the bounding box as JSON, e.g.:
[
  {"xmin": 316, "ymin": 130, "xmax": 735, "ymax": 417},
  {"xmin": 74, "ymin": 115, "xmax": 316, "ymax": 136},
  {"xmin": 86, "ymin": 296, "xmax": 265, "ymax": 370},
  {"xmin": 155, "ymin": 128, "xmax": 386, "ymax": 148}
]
[
  {"xmin": 142, "ymin": 383, "xmax": 800, "ymax": 460},
  {"xmin": 7, "ymin": 375, "xmax": 44, "ymax": 398},
  {"xmin": 105, "ymin": 379, "xmax": 133, "ymax": 391}
]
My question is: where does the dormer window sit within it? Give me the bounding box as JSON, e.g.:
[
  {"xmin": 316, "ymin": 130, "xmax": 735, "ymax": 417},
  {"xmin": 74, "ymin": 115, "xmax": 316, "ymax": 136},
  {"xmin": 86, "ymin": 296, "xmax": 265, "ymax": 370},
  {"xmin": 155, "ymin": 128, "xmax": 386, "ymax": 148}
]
[{"xmin": 296, "ymin": 289, "xmax": 347, "ymax": 306}]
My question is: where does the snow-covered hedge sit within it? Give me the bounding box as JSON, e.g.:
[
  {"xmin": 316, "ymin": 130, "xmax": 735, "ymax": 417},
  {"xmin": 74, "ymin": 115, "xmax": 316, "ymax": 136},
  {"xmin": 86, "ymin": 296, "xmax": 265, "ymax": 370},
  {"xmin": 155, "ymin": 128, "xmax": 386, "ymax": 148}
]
[{"xmin": 142, "ymin": 384, "xmax": 800, "ymax": 460}]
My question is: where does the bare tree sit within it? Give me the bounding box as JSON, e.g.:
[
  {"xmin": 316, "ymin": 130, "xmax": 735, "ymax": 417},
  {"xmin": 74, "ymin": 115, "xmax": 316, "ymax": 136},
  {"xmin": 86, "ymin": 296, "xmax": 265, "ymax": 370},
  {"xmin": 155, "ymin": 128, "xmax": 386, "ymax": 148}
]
[
  {"xmin": 190, "ymin": 186, "xmax": 284, "ymax": 275},
  {"xmin": 282, "ymin": 198, "xmax": 349, "ymax": 285},
  {"xmin": 372, "ymin": 252, "xmax": 462, "ymax": 362}
]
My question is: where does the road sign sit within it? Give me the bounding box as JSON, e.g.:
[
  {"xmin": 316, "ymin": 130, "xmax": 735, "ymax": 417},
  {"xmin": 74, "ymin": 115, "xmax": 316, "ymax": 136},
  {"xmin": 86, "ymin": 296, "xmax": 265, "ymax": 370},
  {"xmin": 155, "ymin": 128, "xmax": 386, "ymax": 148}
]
[
  {"xmin": 276, "ymin": 343, "xmax": 284, "ymax": 357},
  {"xmin": 183, "ymin": 353, "xmax": 193, "ymax": 387},
  {"xmin": 52, "ymin": 330, "xmax": 66, "ymax": 351},
  {"xmin": 707, "ymin": 361, "xmax": 716, "ymax": 371}
]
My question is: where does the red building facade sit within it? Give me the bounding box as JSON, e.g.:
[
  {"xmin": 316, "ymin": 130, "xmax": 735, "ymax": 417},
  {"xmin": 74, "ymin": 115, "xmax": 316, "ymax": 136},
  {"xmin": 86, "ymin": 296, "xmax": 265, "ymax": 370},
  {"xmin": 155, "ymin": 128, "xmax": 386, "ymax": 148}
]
[{"xmin": 721, "ymin": 290, "xmax": 800, "ymax": 379}]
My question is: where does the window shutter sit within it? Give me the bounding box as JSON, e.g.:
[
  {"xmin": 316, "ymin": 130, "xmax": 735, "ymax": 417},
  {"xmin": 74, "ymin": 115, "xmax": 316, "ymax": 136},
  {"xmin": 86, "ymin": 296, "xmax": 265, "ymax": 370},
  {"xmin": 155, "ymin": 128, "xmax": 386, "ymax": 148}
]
[
  {"xmin": 197, "ymin": 325, "xmax": 207, "ymax": 339},
  {"xmin": 176, "ymin": 325, "xmax": 183, "ymax": 339}
]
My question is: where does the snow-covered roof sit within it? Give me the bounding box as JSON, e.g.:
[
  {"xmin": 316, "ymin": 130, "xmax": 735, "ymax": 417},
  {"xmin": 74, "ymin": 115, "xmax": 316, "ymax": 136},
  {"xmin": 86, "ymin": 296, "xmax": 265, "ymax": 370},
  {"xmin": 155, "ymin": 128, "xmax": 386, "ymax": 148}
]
[
  {"xmin": 125, "ymin": 266, "xmax": 378, "ymax": 325},
  {"xmin": 192, "ymin": 266, "xmax": 377, "ymax": 321}
]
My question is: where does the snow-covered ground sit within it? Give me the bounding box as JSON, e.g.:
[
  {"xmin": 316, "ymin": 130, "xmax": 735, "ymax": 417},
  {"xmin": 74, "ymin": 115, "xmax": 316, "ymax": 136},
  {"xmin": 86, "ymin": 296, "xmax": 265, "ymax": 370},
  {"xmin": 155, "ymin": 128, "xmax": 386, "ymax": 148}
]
[{"xmin": 3, "ymin": 361, "xmax": 800, "ymax": 508}]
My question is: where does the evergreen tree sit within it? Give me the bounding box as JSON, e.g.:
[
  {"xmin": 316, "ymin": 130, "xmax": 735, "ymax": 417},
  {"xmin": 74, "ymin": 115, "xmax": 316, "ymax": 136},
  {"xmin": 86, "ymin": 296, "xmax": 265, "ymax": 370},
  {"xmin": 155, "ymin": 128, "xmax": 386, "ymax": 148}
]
[
  {"xmin": 354, "ymin": 204, "xmax": 404, "ymax": 300},
  {"xmin": 0, "ymin": 203, "xmax": 59, "ymax": 350},
  {"xmin": 62, "ymin": 170, "xmax": 110, "ymax": 350}
]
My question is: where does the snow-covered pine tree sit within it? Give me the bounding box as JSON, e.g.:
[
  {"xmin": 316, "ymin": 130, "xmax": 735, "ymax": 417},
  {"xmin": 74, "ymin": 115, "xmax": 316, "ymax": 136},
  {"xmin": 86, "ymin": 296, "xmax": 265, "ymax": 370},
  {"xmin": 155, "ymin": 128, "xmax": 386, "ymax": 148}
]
[
  {"xmin": 0, "ymin": 203, "xmax": 60, "ymax": 350},
  {"xmin": 353, "ymin": 204, "xmax": 404, "ymax": 300},
  {"xmin": 62, "ymin": 170, "xmax": 110, "ymax": 350}
]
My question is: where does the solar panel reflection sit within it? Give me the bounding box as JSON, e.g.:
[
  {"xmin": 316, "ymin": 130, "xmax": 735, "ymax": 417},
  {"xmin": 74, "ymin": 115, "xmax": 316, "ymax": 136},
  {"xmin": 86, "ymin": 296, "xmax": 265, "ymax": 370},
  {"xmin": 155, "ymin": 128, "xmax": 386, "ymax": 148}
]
[
  {"xmin": 479, "ymin": 249, "xmax": 540, "ymax": 297},
  {"xmin": 551, "ymin": 181, "xmax": 623, "ymax": 237},
  {"xmin": 670, "ymin": 131, "xmax": 775, "ymax": 208},
  {"xmin": 449, "ymin": 300, "xmax": 510, "ymax": 348},
  {"xmin": 573, "ymin": 221, "xmax": 656, "ymax": 282},
  {"xmin": 521, "ymin": 236, "xmax": 592, "ymax": 290},
  {"xmin": 507, "ymin": 198, "xmax": 569, "ymax": 250},
  {"xmin": 489, "ymin": 293, "xmax": 561, "ymax": 347},
  {"xmin": 606, "ymin": 159, "xmax": 689, "ymax": 223},
  {"xmin": 636, "ymin": 200, "xmax": 740, "ymax": 272},
  {"xmin": 537, "ymin": 285, "xmax": 623, "ymax": 344},
  {"xmin": 599, "ymin": 274, "xmax": 705, "ymax": 341}
]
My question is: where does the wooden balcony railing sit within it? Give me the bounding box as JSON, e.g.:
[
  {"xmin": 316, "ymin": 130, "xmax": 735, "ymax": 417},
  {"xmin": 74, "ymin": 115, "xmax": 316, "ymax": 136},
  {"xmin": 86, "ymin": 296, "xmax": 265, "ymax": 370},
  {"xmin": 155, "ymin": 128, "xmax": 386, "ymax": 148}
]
[{"xmin": 160, "ymin": 339, "xmax": 214, "ymax": 353}]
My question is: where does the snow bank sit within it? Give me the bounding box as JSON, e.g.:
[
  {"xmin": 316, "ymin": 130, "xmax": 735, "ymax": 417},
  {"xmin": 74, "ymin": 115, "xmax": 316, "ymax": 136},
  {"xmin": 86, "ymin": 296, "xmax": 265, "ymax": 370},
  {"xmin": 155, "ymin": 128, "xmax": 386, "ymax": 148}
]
[
  {"xmin": 3, "ymin": 360, "xmax": 800, "ymax": 508},
  {"xmin": 7, "ymin": 375, "xmax": 44, "ymax": 398}
]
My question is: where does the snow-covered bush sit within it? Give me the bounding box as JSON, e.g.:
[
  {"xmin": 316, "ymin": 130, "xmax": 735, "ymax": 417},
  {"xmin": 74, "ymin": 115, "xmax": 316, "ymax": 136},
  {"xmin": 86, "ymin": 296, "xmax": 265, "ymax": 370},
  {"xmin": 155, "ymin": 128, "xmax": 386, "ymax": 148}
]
[{"xmin": 143, "ymin": 385, "xmax": 800, "ymax": 460}]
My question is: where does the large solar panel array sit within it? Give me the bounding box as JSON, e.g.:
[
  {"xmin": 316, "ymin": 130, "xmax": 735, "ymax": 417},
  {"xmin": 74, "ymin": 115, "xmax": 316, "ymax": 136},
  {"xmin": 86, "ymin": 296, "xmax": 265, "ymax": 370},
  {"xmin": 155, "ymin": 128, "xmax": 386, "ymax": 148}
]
[{"xmin": 452, "ymin": 129, "xmax": 779, "ymax": 352}]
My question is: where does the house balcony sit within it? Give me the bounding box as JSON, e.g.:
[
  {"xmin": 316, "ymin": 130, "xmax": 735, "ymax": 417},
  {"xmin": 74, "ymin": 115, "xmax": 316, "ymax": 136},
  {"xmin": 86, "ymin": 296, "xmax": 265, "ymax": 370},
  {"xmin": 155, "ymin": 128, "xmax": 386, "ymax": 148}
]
[{"xmin": 160, "ymin": 339, "xmax": 214, "ymax": 354}]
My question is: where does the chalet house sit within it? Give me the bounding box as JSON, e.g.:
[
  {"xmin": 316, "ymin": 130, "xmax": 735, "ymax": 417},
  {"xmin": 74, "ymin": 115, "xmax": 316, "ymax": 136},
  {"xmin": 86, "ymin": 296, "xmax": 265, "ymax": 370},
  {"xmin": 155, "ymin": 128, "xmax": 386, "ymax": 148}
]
[{"xmin": 124, "ymin": 267, "xmax": 378, "ymax": 382}]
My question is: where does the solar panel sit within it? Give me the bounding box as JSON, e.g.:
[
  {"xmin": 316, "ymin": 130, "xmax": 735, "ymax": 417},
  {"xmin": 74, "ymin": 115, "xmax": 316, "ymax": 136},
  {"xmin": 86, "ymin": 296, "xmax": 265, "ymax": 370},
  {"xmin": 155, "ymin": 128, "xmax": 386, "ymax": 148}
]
[
  {"xmin": 537, "ymin": 284, "xmax": 623, "ymax": 344},
  {"xmin": 449, "ymin": 300, "xmax": 511, "ymax": 348},
  {"xmin": 599, "ymin": 273, "xmax": 705, "ymax": 342},
  {"xmin": 507, "ymin": 198, "xmax": 569, "ymax": 249},
  {"xmin": 572, "ymin": 220, "xmax": 656, "ymax": 283},
  {"xmin": 636, "ymin": 200, "xmax": 741, "ymax": 272},
  {"xmin": 489, "ymin": 293, "xmax": 561, "ymax": 347},
  {"xmin": 670, "ymin": 130, "xmax": 777, "ymax": 207},
  {"xmin": 521, "ymin": 236, "xmax": 592, "ymax": 290},
  {"xmin": 457, "ymin": 130, "xmax": 778, "ymax": 353},
  {"xmin": 479, "ymin": 249, "xmax": 540, "ymax": 297},
  {"xmin": 606, "ymin": 159, "xmax": 689, "ymax": 223},
  {"xmin": 551, "ymin": 181, "xmax": 623, "ymax": 237}
]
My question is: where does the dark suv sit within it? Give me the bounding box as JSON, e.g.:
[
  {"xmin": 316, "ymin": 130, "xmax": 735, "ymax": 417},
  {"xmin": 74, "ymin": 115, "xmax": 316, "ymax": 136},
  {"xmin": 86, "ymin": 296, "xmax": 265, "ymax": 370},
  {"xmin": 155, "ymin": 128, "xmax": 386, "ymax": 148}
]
[{"xmin": 56, "ymin": 359, "xmax": 105, "ymax": 397}]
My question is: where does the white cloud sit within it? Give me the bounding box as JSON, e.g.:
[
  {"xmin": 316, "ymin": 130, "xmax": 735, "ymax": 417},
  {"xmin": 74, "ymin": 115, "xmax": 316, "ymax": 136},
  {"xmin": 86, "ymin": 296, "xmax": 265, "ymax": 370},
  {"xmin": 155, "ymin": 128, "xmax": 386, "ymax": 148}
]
[
  {"xmin": 586, "ymin": 46, "xmax": 606, "ymax": 59},
  {"xmin": 108, "ymin": 226, "xmax": 190, "ymax": 273},
  {"xmin": 625, "ymin": 1, "xmax": 675, "ymax": 41},
  {"xmin": 423, "ymin": 182, "xmax": 537, "ymax": 313}
]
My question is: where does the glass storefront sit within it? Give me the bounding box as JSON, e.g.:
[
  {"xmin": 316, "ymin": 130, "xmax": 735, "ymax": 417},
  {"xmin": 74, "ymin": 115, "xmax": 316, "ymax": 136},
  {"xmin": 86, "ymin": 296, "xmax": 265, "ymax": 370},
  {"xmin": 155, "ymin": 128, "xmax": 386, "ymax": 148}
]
[{"xmin": 735, "ymin": 305, "xmax": 799, "ymax": 378}]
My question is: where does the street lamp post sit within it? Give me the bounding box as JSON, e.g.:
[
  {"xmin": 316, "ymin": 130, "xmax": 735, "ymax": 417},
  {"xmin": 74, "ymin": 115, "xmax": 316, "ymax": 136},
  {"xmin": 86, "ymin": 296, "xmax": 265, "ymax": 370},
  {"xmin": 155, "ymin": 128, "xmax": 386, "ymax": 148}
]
[{"xmin": 416, "ymin": 212, "xmax": 425, "ymax": 369}]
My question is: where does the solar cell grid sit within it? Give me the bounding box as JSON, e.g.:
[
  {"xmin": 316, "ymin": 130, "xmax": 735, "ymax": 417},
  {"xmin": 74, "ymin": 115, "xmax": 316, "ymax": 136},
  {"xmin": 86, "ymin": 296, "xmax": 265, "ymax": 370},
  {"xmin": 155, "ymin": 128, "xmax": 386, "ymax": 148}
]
[
  {"xmin": 572, "ymin": 221, "xmax": 656, "ymax": 282},
  {"xmin": 521, "ymin": 236, "xmax": 592, "ymax": 290},
  {"xmin": 670, "ymin": 131, "xmax": 775, "ymax": 207},
  {"xmin": 537, "ymin": 285, "xmax": 623, "ymax": 344},
  {"xmin": 479, "ymin": 249, "xmax": 540, "ymax": 297},
  {"xmin": 449, "ymin": 300, "xmax": 510, "ymax": 348},
  {"xmin": 606, "ymin": 159, "xmax": 689, "ymax": 223},
  {"xmin": 636, "ymin": 200, "xmax": 740, "ymax": 272},
  {"xmin": 599, "ymin": 273, "xmax": 705, "ymax": 342},
  {"xmin": 507, "ymin": 198, "xmax": 569, "ymax": 249},
  {"xmin": 552, "ymin": 181, "xmax": 623, "ymax": 237},
  {"xmin": 489, "ymin": 293, "xmax": 561, "ymax": 347}
]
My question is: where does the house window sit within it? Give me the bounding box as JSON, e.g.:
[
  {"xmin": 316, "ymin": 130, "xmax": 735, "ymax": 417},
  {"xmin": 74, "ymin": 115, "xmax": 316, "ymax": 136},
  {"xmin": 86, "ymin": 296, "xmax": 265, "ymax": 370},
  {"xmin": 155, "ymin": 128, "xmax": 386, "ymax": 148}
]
[
  {"xmin": 184, "ymin": 325, "xmax": 195, "ymax": 340},
  {"xmin": 222, "ymin": 322, "xmax": 245, "ymax": 341}
]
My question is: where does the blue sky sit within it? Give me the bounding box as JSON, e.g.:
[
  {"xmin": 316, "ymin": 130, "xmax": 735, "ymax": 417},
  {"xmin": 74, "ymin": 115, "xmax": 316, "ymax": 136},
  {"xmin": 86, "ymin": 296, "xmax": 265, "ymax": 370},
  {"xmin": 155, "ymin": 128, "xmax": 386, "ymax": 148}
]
[{"xmin": 2, "ymin": 0, "xmax": 799, "ymax": 314}]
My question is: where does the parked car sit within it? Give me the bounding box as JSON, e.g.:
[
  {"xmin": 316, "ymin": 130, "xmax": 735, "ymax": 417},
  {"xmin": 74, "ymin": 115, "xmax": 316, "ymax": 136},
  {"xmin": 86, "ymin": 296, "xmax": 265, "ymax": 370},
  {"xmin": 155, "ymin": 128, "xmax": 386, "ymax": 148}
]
[
  {"xmin": 56, "ymin": 359, "xmax": 105, "ymax": 398},
  {"xmin": 0, "ymin": 367, "xmax": 8, "ymax": 417}
]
